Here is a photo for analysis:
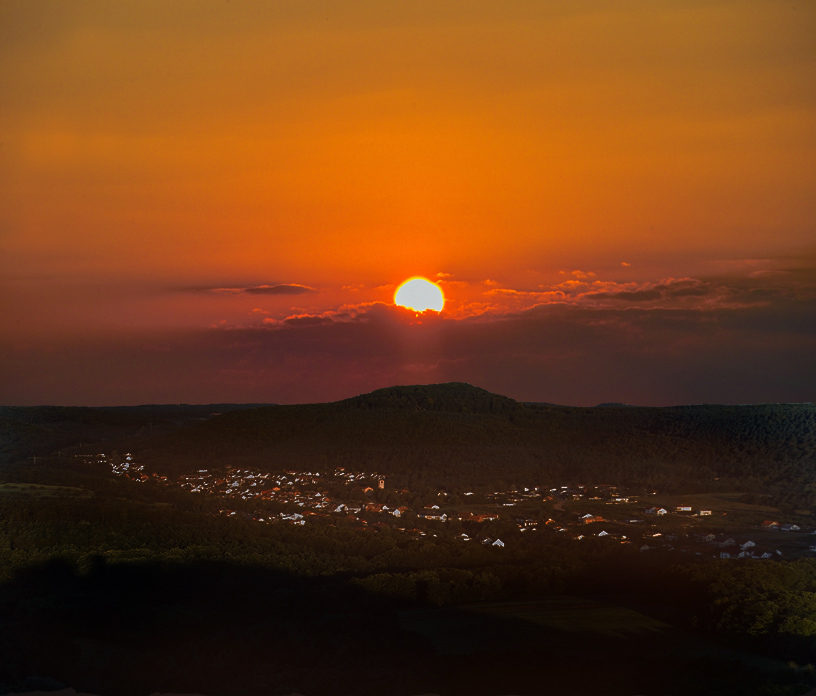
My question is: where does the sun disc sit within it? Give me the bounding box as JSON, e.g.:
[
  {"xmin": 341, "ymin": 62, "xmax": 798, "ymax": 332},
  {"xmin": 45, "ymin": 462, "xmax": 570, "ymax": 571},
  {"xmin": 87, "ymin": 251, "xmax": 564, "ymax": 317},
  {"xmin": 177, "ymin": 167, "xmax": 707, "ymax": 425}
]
[{"xmin": 394, "ymin": 277, "xmax": 445, "ymax": 313}]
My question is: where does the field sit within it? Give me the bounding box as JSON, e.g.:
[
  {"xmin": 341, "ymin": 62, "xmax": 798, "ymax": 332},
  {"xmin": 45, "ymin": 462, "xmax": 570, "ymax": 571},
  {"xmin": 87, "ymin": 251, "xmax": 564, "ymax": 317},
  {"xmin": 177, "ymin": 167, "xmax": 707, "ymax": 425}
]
[
  {"xmin": 400, "ymin": 595, "xmax": 671, "ymax": 656},
  {"xmin": 400, "ymin": 595, "xmax": 796, "ymax": 695}
]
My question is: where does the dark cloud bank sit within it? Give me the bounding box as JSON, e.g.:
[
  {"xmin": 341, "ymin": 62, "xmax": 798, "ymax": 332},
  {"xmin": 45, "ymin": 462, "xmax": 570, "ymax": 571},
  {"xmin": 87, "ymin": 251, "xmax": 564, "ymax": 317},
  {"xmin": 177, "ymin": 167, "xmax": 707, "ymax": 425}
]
[{"xmin": 4, "ymin": 270, "xmax": 815, "ymax": 407}]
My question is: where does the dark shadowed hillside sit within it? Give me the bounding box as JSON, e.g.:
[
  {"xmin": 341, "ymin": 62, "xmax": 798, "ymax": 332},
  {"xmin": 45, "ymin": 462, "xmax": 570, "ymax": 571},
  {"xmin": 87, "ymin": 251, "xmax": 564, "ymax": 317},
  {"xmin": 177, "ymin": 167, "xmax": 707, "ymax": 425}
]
[
  {"xmin": 0, "ymin": 404, "xmax": 269, "ymax": 465},
  {"xmin": 130, "ymin": 384, "xmax": 816, "ymax": 497}
]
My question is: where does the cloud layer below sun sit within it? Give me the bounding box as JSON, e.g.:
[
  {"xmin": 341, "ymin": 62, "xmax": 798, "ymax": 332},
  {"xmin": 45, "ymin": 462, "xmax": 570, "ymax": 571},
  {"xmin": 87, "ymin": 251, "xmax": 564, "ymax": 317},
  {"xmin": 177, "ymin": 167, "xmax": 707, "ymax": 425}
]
[{"xmin": 3, "ymin": 258, "xmax": 814, "ymax": 407}]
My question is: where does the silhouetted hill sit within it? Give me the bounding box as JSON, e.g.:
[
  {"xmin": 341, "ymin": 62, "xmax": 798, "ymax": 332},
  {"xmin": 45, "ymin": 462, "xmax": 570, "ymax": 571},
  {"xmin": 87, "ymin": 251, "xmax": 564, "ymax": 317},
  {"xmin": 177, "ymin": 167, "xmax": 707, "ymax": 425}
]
[
  {"xmin": 345, "ymin": 382, "xmax": 520, "ymax": 414},
  {"xmin": 3, "ymin": 385, "xmax": 815, "ymax": 496},
  {"xmin": 127, "ymin": 384, "xmax": 816, "ymax": 497}
]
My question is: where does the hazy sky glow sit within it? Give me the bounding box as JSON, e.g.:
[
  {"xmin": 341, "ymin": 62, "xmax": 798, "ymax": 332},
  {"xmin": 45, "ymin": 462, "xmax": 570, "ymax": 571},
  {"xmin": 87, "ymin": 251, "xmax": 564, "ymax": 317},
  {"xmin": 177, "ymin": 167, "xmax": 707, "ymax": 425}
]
[{"xmin": 2, "ymin": 0, "xmax": 815, "ymax": 406}]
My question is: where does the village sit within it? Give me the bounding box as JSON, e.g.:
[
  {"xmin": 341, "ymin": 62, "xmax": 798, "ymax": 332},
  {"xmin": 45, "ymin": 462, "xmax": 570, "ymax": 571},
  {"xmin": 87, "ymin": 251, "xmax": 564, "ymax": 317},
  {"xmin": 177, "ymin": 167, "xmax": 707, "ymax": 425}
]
[{"xmin": 105, "ymin": 453, "xmax": 816, "ymax": 560}]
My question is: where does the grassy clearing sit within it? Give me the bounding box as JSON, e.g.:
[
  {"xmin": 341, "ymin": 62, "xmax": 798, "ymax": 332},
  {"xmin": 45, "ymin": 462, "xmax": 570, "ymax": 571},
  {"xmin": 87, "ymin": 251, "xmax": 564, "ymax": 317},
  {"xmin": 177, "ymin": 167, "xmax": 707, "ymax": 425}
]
[
  {"xmin": 462, "ymin": 596, "xmax": 670, "ymax": 636},
  {"xmin": 400, "ymin": 595, "xmax": 672, "ymax": 656},
  {"xmin": 400, "ymin": 596, "xmax": 785, "ymax": 694},
  {"xmin": 651, "ymin": 492, "xmax": 781, "ymax": 514}
]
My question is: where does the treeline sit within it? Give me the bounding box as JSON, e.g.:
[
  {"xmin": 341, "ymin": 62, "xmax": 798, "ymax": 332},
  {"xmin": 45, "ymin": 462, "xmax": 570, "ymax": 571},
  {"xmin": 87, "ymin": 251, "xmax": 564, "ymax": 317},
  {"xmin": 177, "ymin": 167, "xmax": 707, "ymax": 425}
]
[
  {"xmin": 4, "ymin": 385, "xmax": 815, "ymax": 500},
  {"xmin": 134, "ymin": 384, "xmax": 816, "ymax": 500},
  {"xmin": 0, "ymin": 404, "xmax": 269, "ymax": 465}
]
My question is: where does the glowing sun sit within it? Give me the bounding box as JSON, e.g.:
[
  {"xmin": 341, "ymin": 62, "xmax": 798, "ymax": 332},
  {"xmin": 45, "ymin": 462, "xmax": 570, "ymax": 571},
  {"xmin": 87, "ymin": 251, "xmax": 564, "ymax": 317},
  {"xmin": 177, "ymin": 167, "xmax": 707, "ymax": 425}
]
[{"xmin": 394, "ymin": 277, "xmax": 445, "ymax": 313}]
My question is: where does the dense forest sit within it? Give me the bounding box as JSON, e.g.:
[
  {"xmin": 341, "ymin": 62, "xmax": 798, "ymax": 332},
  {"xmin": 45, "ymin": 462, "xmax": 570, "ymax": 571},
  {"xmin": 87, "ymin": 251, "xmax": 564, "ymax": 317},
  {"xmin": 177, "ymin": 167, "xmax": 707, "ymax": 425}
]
[
  {"xmin": 0, "ymin": 403, "xmax": 269, "ymax": 466},
  {"xmin": 123, "ymin": 383, "xmax": 816, "ymax": 503}
]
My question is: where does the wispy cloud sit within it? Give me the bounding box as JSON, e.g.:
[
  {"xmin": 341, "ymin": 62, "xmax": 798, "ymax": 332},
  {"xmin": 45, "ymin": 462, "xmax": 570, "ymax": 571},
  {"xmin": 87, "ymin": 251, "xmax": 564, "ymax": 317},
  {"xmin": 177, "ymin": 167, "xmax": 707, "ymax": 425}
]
[{"xmin": 186, "ymin": 284, "xmax": 317, "ymax": 296}]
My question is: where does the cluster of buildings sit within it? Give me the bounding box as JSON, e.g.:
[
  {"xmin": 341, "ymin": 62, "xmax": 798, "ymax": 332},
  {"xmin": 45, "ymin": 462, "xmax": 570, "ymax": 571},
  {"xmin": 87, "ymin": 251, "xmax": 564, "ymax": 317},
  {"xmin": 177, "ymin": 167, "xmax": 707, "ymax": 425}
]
[{"xmin": 104, "ymin": 457, "xmax": 814, "ymax": 557}]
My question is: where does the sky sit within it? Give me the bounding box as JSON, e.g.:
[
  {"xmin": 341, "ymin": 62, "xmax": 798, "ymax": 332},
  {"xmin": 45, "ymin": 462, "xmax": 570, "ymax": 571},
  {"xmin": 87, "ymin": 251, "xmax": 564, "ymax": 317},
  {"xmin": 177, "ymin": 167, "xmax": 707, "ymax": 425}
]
[{"xmin": 1, "ymin": 0, "xmax": 815, "ymax": 406}]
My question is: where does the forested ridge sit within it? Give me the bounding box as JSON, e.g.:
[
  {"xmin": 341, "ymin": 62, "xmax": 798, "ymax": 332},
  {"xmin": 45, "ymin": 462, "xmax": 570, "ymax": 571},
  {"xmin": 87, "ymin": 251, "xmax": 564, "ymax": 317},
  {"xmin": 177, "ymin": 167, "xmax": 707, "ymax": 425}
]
[
  {"xmin": 132, "ymin": 384, "xmax": 816, "ymax": 498},
  {"xmin": 3, "ymin": 383, "xmax": 815, "ymax": 498},
  {"xmin": 0, "ymin": 403, "xmax": 269, "ymax": 465}
]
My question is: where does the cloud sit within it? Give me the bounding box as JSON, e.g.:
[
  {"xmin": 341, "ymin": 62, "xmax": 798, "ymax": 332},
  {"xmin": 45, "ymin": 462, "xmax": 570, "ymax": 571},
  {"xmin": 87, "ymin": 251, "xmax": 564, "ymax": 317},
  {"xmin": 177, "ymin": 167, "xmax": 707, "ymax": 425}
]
[
  {"xmin": 581, "ymin": 278, "xmax": 711, "ymax": 305},
  {"xmin": 479, "ymin": 272, "xmax": 809, "ymax": 315},
  {"xmin": 260, "ymin": 301, "xmax": 393, "ymax": 329},
  {"xmin": 4, "ymin": 264, "xmax": 815, "ymax": 407},
  {"xmin": 187, "ymin": 284, "xmax": 317, "ymax": 296},
  {"xmin": 244, "ymin": 284, "xmax": 317, "ymax": 295}
]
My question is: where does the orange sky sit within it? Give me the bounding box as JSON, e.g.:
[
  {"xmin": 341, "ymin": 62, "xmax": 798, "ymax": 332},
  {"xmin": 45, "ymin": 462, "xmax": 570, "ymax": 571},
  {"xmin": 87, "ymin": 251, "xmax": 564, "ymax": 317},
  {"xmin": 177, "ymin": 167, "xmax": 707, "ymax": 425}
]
[{"xmin": 2, "ymin": 1, "xmax": 815, "ymax": 405}]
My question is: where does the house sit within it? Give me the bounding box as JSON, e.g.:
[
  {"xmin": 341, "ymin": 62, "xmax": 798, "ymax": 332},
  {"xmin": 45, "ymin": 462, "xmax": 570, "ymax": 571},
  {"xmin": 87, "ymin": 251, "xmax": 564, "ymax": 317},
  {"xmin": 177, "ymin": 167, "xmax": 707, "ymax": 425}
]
[
  {"xmin": 762, "ymin": 520, "xmax": 780, "ymax": 529},
  {"xmin": 781, "ymin": 524, "xmax": 801, "ymax": 532},
  {"xmin": 597, "ymin": 530, "xmax": 609, "ymax": 537},
  {"xmin": 646, "ymin": 507, "xmax": 667, "ymax": 516},
  {"xmin": 418, "ymin": 511, "xmax": 447, "ymax": 522},
  {"xmin": 515, "ymin": 517, "xmax": 537, "ymax": 528},
  {"xmin": 698, "ymin": 510, "xmax": 712, "ymax": 516},
  {"xmin": 392, "ymin": 507, "xmax": 409, "ymax": 517},
  {"xmin": 740, "ymin": 540, "xmax": 756, "ymax": 550},
  {"xmin": 491, "ymin": 539, "xmax": 505, "ymax": 547},
  {"xmin": 720, "ymin": 552, "xmax": 732, "ymax": 558},
  {"xmin": 676, "ymin": 506, "xmax": 692, "ymax": 512}
]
